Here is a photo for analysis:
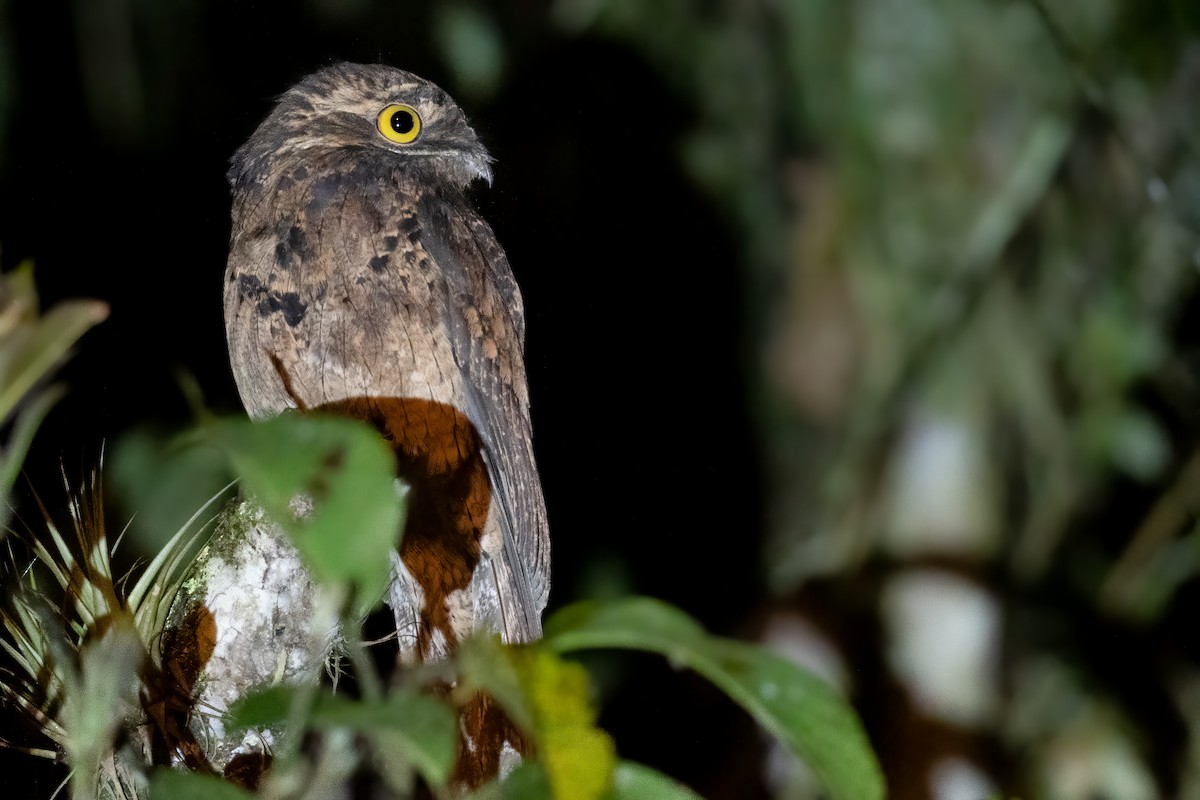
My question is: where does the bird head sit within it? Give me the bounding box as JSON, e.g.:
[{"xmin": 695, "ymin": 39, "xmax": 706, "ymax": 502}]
[{"xmin": 229, "ymin": 62, "xmax": 494, "ymax": 191}]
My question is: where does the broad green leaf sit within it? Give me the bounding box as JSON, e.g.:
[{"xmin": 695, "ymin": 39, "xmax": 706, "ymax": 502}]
[
  {"xmin": 544, "ymin": 596, "xmax": 709, "ymax": 655},
  {"xmin": 511, "ymin": 647, "xmax": 616, "ymax": 800},
  {"xmin": 114, "ymin": 413, "xmax": 403, "ymax": 607},
  {"xmin": 691, "ymin": 638, "xmax": 883, "ymax": 800},
  {"xmin": 227, "ymin": 685, "xmax": 457, "ymax": 786},
  {"xmin": 150, "ymin": 770, "xmax": 255, "ymax": 800},
  {"xmin": 209, "ymin": 414, "xmax": 404, "ymax": 604},
  {"xmin": 543, "ymin": 597, "xmax": 885, "ymax": 800},
  {"xmin": 607, "ymin": 761, "xmax": 704, "ymax": 800}
]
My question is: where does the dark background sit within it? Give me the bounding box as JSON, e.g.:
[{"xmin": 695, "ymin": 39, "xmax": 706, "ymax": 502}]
[{"xmin": 2, "ymin": 2, "xmax": 1200, "ymax": 799}]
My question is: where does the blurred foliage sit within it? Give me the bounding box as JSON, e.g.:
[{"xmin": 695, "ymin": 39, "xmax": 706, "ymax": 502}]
[
  {"xmin": 0, "ymin": 0, "xmax": 12, "ymax": 171},
  {"xmin": 0, "ymin": 262, "xmax": 105, "ymax": 526},
  {"xmin": 433, "ymin": 4, "xmax": 506, "ymax": 101},
  {"xmin": 559, "ymin": 0, "xmax": 1200, "ymax": 796},
  {"xmin": 66, "ymin": 0, "xmax": 205, "ymax": 149}
]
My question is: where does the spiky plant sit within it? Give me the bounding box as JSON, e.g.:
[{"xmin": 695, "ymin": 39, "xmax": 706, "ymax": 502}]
[{"xmin": 0, "ymin": 466, "xmax": 229, "ymax": 800}]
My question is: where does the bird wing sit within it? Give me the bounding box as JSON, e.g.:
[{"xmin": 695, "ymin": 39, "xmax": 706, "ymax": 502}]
[{"xmin": 416, "ymin": 193, "xmax": 551, "ymax": 642}]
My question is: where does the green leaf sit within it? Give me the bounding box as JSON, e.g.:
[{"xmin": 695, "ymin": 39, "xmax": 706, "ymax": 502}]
[
  {"xmin": 0, "ymin": 262, "xmax": 107, "ymax": 424},
  {"xmin": 456, "ymin": 633, "xmax": 534, "ymax": 731},
  {"xmin": 468, "ymin": 762, "xmax": 552, "ymax": 800},
  {"xmin": 208, "ymin": 414, "xmax": 404, "ymax": 604},
  {"xmin": 109, "ymin": 427, "xmax": 234, "ymax": 555},
  {"xmin": 544, "ymin": 596, "xmax": 709, "ymax": 655},
  {"xmin": 225, "ymin": 684, "xmax": 293, "ymax": 731},
  {"xmin": 227, "ymin": 686, "xmax": 458, "ymax": 786},
  {"xmin": 61, "ymin": 620, "xmax": 145, "ymax": 800},
  {"xmin": 149, "ymin": 770, "xmax": 256, "ymax": 800},
  {"xmin": 607, "ymin": 761, "xmax": 704, "ymax": 800},
  {"xmin": 0, "ymin": 262, "xmax": 105, "ymax": 529},
  {"xmin": 503, "ymin": 763, "xmax": 553, "ymax": 797},
  {"xmin": 321, "ymin": 691, "xmax": 458, "ymax": 785},
  {"xmin": 694, "ymin": 639, "xmax": 883, "ymax": 800},
  {"xmin": 471, "ymin": 761, "xmax": 699, "ymax": 800},
  {"xmin": 543, "ymin": 597, "xmax": 885, "ymax": 800},
  {"xmin": 0, "ymin": 385, "xmax": 60, "ymax": 528}
]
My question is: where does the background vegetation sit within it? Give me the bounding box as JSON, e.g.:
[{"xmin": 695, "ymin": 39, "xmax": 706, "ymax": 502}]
[{"xmin": 0, "ymin": 1, "xmax": 1197, "ymax": 798}]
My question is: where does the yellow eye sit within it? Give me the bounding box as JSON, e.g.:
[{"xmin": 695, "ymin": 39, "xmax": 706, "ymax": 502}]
[{"xmin": 377, "ymin": 103, "xmax": 422, "ymax": 144}]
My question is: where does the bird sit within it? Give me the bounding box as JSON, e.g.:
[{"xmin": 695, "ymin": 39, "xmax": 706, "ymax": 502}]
[{"xmin": 222, "ymin": 62, "xmax": 549, "ymax": 724}]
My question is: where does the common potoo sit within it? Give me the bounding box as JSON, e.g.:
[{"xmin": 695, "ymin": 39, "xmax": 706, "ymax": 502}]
[{"xmin": 223, "ymin": 64, "xmax": 550, "ymax": 668}]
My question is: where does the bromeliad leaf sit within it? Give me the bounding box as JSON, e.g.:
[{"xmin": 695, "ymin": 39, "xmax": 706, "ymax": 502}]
[{"xmin": 543, "ymin": 597, "xmax": 885, "ymax": 800}]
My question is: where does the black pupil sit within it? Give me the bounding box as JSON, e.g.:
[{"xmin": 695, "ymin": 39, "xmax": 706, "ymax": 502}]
[{"xmin": 390, "ymin": 109, "xmax": 415, "ymax": 135}]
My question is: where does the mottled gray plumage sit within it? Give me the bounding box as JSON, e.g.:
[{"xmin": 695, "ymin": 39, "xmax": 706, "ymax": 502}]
[{"xmin": 223, "ymin": 63, "xmax": 549, "ymax": 664}]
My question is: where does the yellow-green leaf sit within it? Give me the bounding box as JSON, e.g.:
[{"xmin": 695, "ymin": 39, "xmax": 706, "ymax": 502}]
[{"xmin": 512, "ymin": 647, "xmax": 616, "ymax": 800}]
